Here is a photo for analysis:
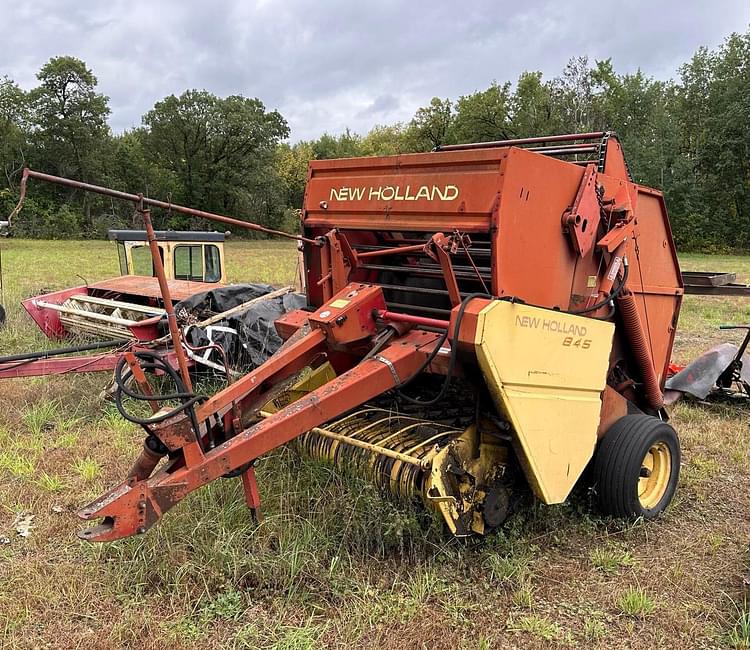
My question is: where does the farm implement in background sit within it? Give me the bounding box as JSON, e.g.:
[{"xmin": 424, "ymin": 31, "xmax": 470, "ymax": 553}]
[
  {"xmin": 0, "ymin": 169, "xmax": 306, "ymax": 380},
  {"xmin": 48, "ymin": 131, "xmax": 690, "ymax": 543},
  {"xmin": 665, "ymin": 323, "xmax": 750, "ymax": 404},
  {"xmin": 22, "ymin": 229, "xmax": 229, "ymax": 344},
  {"xmin": 681, "ymin": 271, "xmax": 750, "ymax": 296},
  {"xmin": 665, "ymin": 275, "xmax": 750, "ymax": 404}
]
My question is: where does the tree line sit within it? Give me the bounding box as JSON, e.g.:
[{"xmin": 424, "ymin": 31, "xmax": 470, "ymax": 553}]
[{"xmin": 1, "ymin": 28, "xmax": 749, "ymax": 251}]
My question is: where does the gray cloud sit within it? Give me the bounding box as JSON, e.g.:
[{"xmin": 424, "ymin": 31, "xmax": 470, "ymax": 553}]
[
  {"xmin": 1, "ymin": 0, "xmax": 748, "ymax": 140},
  {"xmin": 356, "ymin": 94, "xmax": 400, "ymax": 119}
]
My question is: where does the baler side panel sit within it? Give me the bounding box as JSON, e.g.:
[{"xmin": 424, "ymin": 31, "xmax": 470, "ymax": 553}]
[
  {"xmin": 494, "ymin": 148, "xmax": 592, "ymax": 308},
  {"xmin": 621, "ymin": 189, "xmax": 683, "ymax": 388},
  {"xmin": 303, "ymin": 150, "xmax": 504, "ymax": 233},
  {"xmin": 602, "ymin": 137, "xmax": 631, "ymax": 181}
]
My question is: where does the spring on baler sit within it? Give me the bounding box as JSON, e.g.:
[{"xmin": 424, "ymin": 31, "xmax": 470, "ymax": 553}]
[{"xmin": 294, "ymin": 407, "xmax": 461, "ymax": 502}]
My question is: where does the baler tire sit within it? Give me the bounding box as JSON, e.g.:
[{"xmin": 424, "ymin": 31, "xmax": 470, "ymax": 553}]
[{"xmin": 593, "ymin": 415, "xmax": 680, "ymax": 519}]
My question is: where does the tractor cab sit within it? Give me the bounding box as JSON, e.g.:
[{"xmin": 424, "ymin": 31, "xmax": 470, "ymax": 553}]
[{"xmin": 108, "ymin": 230, "xmax": 227, "ymax": 284}]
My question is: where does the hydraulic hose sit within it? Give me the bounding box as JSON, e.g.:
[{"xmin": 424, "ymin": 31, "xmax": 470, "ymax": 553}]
[
  {"xmin": 397, "ymin": 292, "xmax": 492, "ymax": 406},
  {"xmin": 0, "ymin": 339, "xmax": 123, "ymax": 364},
  {"xmin": 113, "ymin": 351, "xmax": 206, "ymax": 443},
  {"xmin": 568, "ymin": 262, "xmax": 629, "ymax": 315}
]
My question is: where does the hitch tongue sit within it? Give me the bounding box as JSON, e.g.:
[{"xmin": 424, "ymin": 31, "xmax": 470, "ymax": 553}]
[
  {"xmin": 77, "ymin": 517, "xmax": 117, "ymax": 542},
  {"xmin": 77, "ymin": 480, "xmax": 150, "ymax": 542}
]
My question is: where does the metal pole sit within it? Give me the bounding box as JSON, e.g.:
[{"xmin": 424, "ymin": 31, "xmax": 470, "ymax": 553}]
[
  {"xmin": 0, "ymin": 241, "xmax": 5, "ymax": 326},
  {"xmin": 436, "ymin": 131, "xmax": 606, "ymax": 152},
  {"xmin": 141, "ymin": 204, "xmax": 193, "ymax": 393},
  {"xmin": 11, "ymin": 168, "xmax": 319, "ymax": 245}
]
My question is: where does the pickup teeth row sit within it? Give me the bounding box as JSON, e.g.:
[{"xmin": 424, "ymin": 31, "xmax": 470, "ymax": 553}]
[{"xmin": 294, "ymin": 407, "xmax": 460, "ymax": 503}]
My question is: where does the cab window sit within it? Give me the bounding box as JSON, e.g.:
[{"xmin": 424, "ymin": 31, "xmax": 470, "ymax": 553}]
[
  {"xmin": 130, "ymin": 245, "xmax": 163, "ymax": 276},
  {"xmin": 204, "ymin": 245, "xmax": 221, "ymax": 282},
  {"xmin": 174, "ymin": 245, "xmax": 204, "ymax": 281},
  {"xmin": 116, "ymin": 241, "xmax": 128, "ymax": 275}
]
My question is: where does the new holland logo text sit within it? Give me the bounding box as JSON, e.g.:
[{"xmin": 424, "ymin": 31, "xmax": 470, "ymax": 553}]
[
  {"xmin": 515, "ymin": 315, "xmax": 588, "ymax": 337},
  {"xmin": 329, "ymin": 184, "xmax": 459, "ymax": 202}
]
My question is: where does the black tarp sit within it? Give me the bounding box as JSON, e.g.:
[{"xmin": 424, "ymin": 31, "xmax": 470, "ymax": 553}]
[{"xmin": 170, "ymin": 284, "xmax": 307, "ymax": 371}]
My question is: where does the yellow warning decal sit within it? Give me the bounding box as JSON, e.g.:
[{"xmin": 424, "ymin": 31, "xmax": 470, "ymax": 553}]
[{"xmin": 329, "ymin": 299, "xmax": 350, "ymax": 308}]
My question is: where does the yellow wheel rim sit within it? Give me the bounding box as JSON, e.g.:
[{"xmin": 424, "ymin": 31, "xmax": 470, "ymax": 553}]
[{"xmin": 638, "ymin": 441, "xmax": 671, "ymax": 509}]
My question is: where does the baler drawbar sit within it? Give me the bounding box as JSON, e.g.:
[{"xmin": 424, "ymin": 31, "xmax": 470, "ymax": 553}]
[{"xmin": 55, "ymin": 132, "xmax": 682, "ymax": 541}]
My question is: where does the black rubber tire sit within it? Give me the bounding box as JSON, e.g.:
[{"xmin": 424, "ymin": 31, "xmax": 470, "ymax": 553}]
[
  {"xmin": 0, "ymin": 304, "xmax": 5, "ymax": 328},
  {"xmin": 593, "ymin": 414, "xmax": 680, "ymax": 519}
]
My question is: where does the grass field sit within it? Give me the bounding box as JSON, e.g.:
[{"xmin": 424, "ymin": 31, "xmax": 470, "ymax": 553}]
[{"xmin": 0, "ymin": 239, "xmax": 749, "ymax": 649}]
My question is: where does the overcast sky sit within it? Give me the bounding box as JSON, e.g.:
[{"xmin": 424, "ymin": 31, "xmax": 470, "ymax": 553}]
[{"xmin": 1, "ymin": 1, "xmax": 749, "ymax": 141}]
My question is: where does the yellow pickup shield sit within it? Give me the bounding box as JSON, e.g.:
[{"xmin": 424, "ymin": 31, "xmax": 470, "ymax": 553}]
[{"xmin": 474, "ymin": 301, "xmax": 614, "ymax": 504}]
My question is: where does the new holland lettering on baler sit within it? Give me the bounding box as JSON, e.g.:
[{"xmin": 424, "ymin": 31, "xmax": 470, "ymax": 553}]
[{"xmin": 10, "ymin": 132, "xmax": 687, "ymax": 541}]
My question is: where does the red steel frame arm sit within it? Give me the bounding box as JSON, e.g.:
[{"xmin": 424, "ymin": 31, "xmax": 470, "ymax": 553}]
[
  {"xmin": 0, "ymin": 353, "xmax": 123, "ymax": 378},
  {"xmin": 77, "ymin": 329, "xmax": 440, "ymax": 541},
  {"xmin": 147, "ymin": 327, "xmax": 329, "ymax": 472}
]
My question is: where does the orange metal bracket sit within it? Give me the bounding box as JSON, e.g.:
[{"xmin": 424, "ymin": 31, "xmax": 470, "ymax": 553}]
[
  {"xmin": 425, "ymin": 232, "xmax": 465, "ymax": 307},
  {"xmin": 241, "ymin": 466, "xmax": 263, "ymax": 523},
  {"xmin": 562, "ymin": 164, "xmax": 601, "ymax": 257}
]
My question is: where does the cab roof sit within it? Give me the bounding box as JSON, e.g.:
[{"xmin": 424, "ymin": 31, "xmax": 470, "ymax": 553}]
[{"xmin": 107, "ymin": 229, "xmax": 226, "ymax": 243}]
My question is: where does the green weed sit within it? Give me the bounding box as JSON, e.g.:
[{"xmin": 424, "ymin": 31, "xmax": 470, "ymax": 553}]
[
  {"xmin": 728, "ymin": 609, "xmax": 750, "ymax": 649},
  {"xmin": 583, "ymin": 617, "xmax": 606, "ymax": 640},
  {"xmin": 0, "ymin": 452, "xmax": 35, "ymax": 478},
  {"xmin": 73, "ymin": 457, "xmax": 101, "ymax": 482},
  {"xmin": 22, "ymin": 400, "xmax": 59, "ymax": 436},
  {"xmin": 54, "ymin": 415, "xmax": 82, "ymax": 434},
  {"xmin": 100, "ymin": 407, "xmax": 136, "ymax": 436},
  {"xmin": 406, "ymin": 566, "xmax": 448, "ymax": 602},
  {"xmin": 618, "ymin": 587, "xmax": 656, "ymax": 617},
  {"xmin": 705, "ymin": 532, "xmax": 725, "ymax": 553},
  {"xmin": 509, "ymin": 614, "xmax": 562, "ymax": 641},
  {"xmin": 683, "ymin": 454, "xmax": 721, "ymax": 484},
  {"xmin": 55, "ymin": 431, "xmax": 79, "ymax": 449},
  {"xmin": 234, "ymin": 619, "xmax": 327, "ymax": 649},
  {"xmin": 36, "ymin": 472, "xmax": 66, "ymax": 492},
  {"xmin": 171, "ymin": 589, "xmax": 245, "ymax": 642},
  {"xmin": 590, "ymin": 542, "xmax": 636, "ymax": 573},
  {"xmin": 511, "ymin": 582, "xmax": 534, "ymax": 608},
  {"xmin": 484, "ymin": 551, "xmax": 533, "ymax": 585}
]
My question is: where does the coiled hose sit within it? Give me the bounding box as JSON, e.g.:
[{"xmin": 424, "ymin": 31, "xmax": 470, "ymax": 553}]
[{"xmin": 113, "ymin": 350, "xmax": 206, "ymax": 444}]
